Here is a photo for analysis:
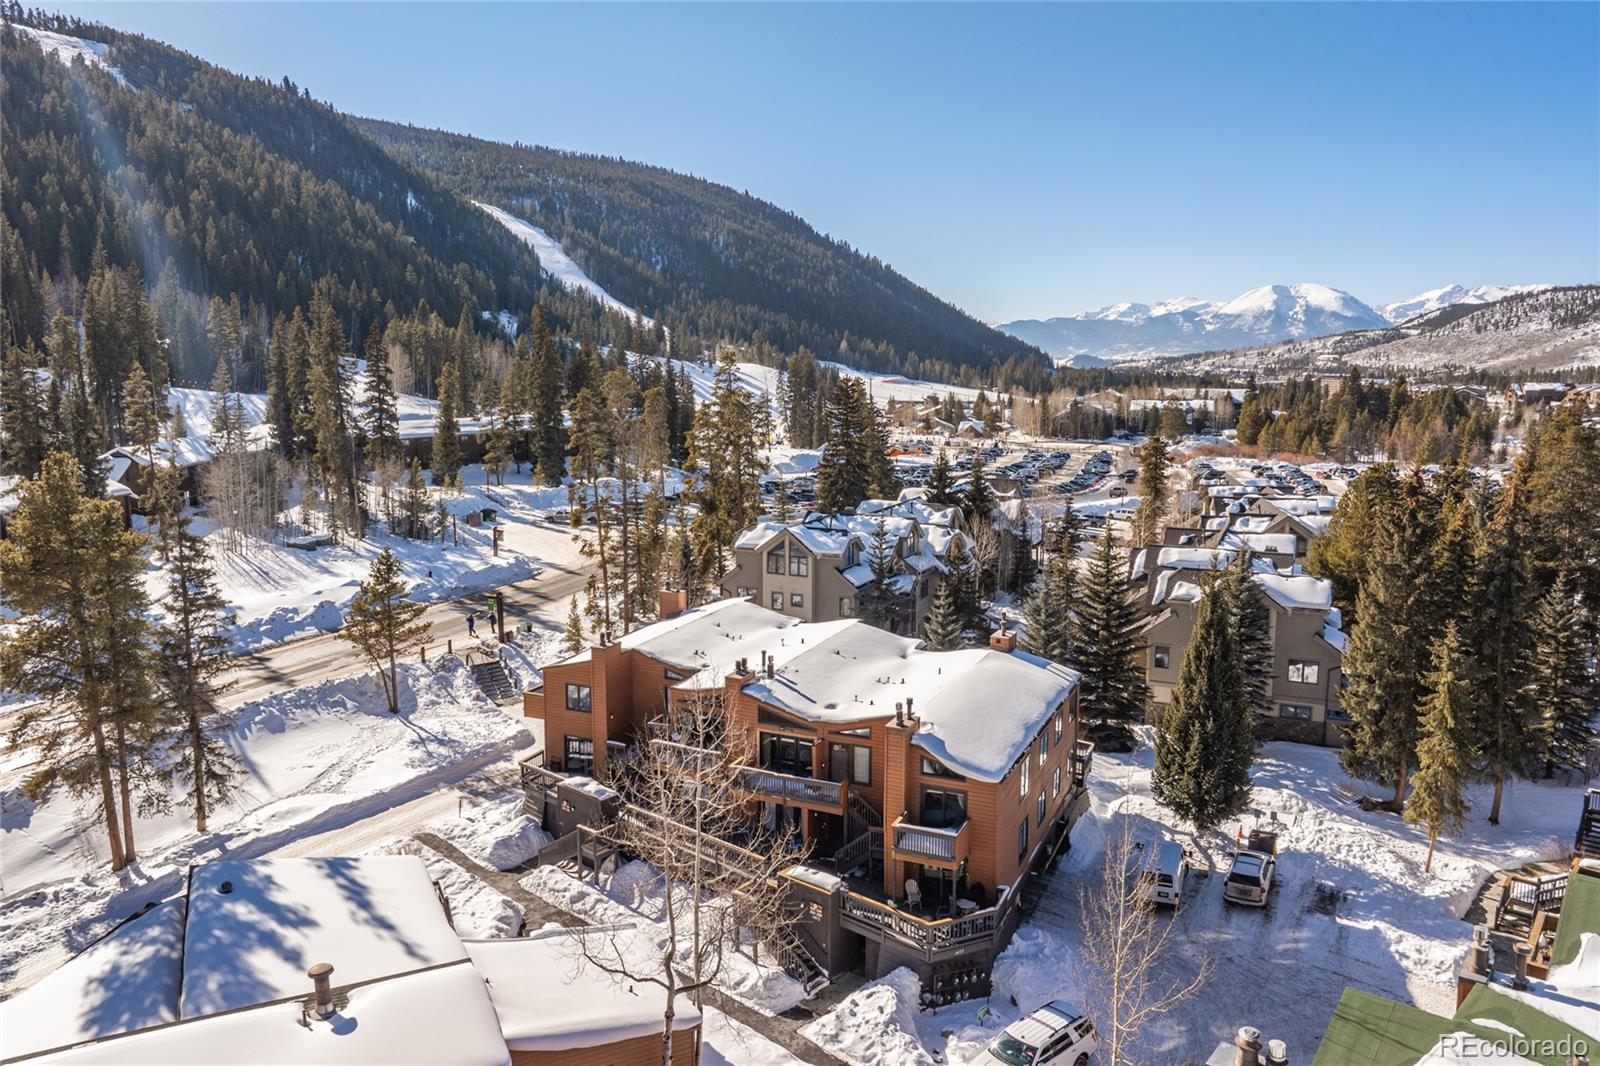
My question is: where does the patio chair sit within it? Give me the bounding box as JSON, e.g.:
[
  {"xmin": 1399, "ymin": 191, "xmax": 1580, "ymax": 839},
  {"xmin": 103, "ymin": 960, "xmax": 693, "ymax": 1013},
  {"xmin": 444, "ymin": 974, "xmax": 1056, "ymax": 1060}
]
[{"xmin": 905, "ymin": 878, "xmax": 923, "ymax": 913}]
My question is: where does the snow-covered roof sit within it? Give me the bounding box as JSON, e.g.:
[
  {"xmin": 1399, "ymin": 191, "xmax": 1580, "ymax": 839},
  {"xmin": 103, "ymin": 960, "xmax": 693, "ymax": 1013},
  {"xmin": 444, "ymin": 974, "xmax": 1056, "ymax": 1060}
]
[
  {"xmin": 0, "ymin": 899, "xmax": 186, "ymax": 1059},
  {"xmin": 1229, "ymin": 515, "xmax": 1275, "ymax": 534},
  {"xmin": 1218, "ymin": 532, "xmax": 1298, "ymax": 556},
  {"xmin": 1154, "ymin": 547, "xmax": 1235, "ymax": 572},
  {"xmin": 465, "ymin": 929, "xmax": 700, "ymax": 1053},
  {"xmin": 1253, "ymin": 573, "xmax": 1334, "ymax": 612},
  {"xmin": 181, "ymin": 857, "xmax": 467, "ymax": 1019},
  {"xmin": 1298, "ymin": 514, "xmax": 1332, "ymax": 537},
  {"xmin": 20, "ymin": 963, "xmax": 510, "ymax": 1066},
  {"xmin": 1264, "ymin": 495, "xmax": 1338, "ymax": 516}
]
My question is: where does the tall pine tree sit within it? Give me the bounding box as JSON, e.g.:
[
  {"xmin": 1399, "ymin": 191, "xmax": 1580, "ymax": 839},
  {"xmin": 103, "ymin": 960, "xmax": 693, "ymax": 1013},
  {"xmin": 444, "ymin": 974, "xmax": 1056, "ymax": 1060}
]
[
  {"xmin": 1405, "ymin": 621, "xmax": 1477, "ymax": 873},
  {"xmin": 1073, "ymin": 530, "xmax": 1149, "ymax": 752}
]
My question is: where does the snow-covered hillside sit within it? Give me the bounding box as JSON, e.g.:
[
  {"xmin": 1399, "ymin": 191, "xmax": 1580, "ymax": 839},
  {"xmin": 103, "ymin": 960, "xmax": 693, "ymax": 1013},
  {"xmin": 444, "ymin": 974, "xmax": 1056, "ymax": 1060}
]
[
  {"xmin": 10, "ymin": 24, "xmax": 126, "ymax": 85},
  {"xmin": 1001, "ymin": 283, "xmax": 1391, "ymax": 361},
  {"xmin": 1378, "ymin": 283, "xmax": 1548, "ymax": 325},
  {"xmin": 476, "ymin": 202, "xmax": 654, "ymax": 327},
  {"xmin": 1002, "ymin": 281, "xmax": 1556, "ymax": 362}
]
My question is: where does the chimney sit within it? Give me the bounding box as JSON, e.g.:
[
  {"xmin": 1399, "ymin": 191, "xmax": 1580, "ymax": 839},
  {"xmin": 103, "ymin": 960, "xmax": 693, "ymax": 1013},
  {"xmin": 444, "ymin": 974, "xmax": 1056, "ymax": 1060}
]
[
  {"xmin": 765, "ymin": 653, "xmax": 775, "ymax": 679},
  {"xmin": 660, "ymin": 587, "xmax": 690, "ymax": 618},
  {"xmin": 895, "ymin": 701, "xmax": 905, "ymax": 726},
  {"xmin": 905, "ymin": 697, "xmax": 914, "ymax": 719},
  {"xmin": 1512, "ymin": 941, "xmax": 1532, "ymax": 989},
  {"xmin": 1264, "ymin": 1039, "xmax": 1288, "ymax": 1066},
  {"xmin": 308, "ymin": 962, "xmax": 335, "ymax": 1019},
  {"xmin": 989, "ymin": 622, "xmax": 1017, "ymax": 654},
  {"xmin": 1234, "ymin": 1027, "xmax": 1263, "ymax": 1066},
  {"xmin": 1470, "ymin": 924, "xmax": 1492, "ymax": 977}
]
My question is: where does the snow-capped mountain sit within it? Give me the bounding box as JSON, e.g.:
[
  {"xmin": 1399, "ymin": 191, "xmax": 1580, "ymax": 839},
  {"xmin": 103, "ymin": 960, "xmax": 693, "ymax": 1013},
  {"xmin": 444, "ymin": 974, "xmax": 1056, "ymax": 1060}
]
[
  {"xmin": 1377, "ymin": 284, "xmax": 1548, "ymax": 325},
  {"xmin": 1000, "ymin": 283, "xmax": 1391, "ymax": 362}
]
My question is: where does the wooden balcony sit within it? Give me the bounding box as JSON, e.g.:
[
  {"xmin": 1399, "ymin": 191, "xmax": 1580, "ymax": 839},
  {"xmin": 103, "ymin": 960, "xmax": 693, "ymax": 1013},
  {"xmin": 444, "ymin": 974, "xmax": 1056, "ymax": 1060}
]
[
  {"xmin": 890, "ymin": 816, "xmax": 971, "ymax": 870},
  {"xmin": 1072, "ymin": 739, "xmax": 1095, "ymax": 788},
  {"xmin": 736, "ymin": 766, "xmax": 847, "ymax": 814},
  {"xmin": 839, "ymin": 886, "xmax": 1013, "ymax": 953}
]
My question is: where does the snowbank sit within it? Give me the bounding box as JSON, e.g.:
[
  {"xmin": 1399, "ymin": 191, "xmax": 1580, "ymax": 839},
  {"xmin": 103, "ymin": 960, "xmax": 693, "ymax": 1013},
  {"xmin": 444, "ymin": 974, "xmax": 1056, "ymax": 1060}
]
[
  {"xmin": 419, "ymin": 796, "xmax": 550, "ymax": 871},
  {"xmin": 798, "ymin": 968, "xmax": 934, "ymax": 1066},
  {"xmin": 365, "ymin": 838, "xmax": 525, "ymax": 939}
]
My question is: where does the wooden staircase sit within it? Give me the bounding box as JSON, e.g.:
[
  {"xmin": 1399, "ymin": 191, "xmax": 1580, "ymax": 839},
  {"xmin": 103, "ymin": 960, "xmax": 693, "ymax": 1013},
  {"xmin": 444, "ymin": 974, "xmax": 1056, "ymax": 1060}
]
[
  {"xmin": 470, "ymin": 659, "xmax": 519, "ymax": 704},
  {"xmin": 1577, "ymin": 790, "xmax": 1600, "ymax": 858}
]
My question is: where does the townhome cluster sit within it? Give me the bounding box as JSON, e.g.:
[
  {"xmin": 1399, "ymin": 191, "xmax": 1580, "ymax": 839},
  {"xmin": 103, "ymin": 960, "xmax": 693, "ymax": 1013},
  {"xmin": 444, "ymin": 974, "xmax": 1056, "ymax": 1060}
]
[
  {"xmin": 522, "ymin": 591, "xmax": 1094, "ymax": 1002},
  {"xmin": 719, "ymin": 496, "xmax": 972, "ymax": 635}
]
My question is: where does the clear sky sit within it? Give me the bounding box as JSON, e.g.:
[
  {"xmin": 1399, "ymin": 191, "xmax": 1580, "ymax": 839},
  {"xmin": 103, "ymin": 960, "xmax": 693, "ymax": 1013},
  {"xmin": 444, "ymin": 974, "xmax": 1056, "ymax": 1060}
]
[{"xmin": 50, "ymin": 2, "xmax": 1600, "ymax": 323}]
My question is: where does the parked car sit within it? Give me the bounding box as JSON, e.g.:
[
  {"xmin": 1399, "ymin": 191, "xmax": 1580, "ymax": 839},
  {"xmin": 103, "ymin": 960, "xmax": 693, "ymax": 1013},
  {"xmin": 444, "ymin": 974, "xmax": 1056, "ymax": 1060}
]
[
  {"xmin": 1138, "ymin": 840, "xmax": 1189, "ymax": 907},
  {"xmin": 1108, "ymin": 486, "xmax": 1127, "ymax": 498},
  {"xmin": 1223, "ymin": 829, "xmax": 1279, "ymax": 906},
  {"xmin": 976, "ymin": 1001, "xmax": 1099, "ymax": 1066}
]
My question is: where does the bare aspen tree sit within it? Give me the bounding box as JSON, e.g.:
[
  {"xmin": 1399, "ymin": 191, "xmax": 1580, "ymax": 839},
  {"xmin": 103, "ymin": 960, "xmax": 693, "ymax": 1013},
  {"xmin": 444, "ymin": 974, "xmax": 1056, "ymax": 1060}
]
[
  {"xmin": 574, "ymin": 690, "xmax": 804, "ymax": 1066},
  {"xmin": 1079, "ymin": 819, "xmax": 1209, "ymax": 1065}
]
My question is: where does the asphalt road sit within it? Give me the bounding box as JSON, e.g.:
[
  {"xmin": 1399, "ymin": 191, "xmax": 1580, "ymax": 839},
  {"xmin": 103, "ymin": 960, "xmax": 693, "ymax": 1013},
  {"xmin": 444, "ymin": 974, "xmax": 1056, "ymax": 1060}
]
[{"xmin": 219, "ymin": 558, "xmax": 594, "ymax": 708}]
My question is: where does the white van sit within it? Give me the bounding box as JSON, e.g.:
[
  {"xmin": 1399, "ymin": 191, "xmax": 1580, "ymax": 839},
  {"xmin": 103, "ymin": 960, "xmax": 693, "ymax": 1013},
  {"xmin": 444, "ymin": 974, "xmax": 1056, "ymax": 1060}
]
[{"xmin": 1138, "ymin": 841, "xmax": 1188, "ymax": 907}]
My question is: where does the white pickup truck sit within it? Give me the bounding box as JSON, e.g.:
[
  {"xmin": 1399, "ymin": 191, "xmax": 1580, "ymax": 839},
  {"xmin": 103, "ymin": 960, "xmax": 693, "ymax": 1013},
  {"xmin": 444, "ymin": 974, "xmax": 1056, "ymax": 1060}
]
[{"xmin": 1223, "ymin": 829, "xmax": 1278, "ymax": 907}]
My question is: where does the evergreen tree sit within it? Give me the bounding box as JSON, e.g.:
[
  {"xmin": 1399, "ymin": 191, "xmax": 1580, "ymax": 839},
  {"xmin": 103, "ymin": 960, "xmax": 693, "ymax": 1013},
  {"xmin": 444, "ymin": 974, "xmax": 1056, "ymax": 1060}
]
[
  {"xmin": 1073, "ymin": 530, "xmax": 1148, "ymax": 752},
  {"xmin": 1152, "ymin": 573, "xmax": 1254, "ymax": 830},
  {"xmin": 963, "ymin": 456, "xmax": 995, "ymax": 525},
  {"xmin": 855, "ymin": 519, "xmax": 903, "ymax": 633},
  {"xmin": 1468, "ymin": 490, "xmax": 1537, "ymax": 824},
  {"xmin": 1022, "ymin": 514, "xmax": 1078, "ymax": 665},
  {"xmin": 1527, "ymin": 573, "xmax": 1597, "ymax": 776},
  {"xmin": 921, "ymin": 576, "xmax": 964, "ymax": 651},
  {"xmin": 0, "ymin": 453, "xmax": 157, "ymax": 871},
  {"xmin": 686, "ymin": 353, "xmax": 772, "ymax": 579},
  {"xmin": 400, "ymin": 457, "xmax": 430, "ymax": 538},
  {"xmin": 157, "ymin": 507, "xmax": 240, "ymax": 833},
  {"xmin": 432, "ymin": 362, "xmax": 462, "ymax": 487},
  {"xmin": 363, "ymin": 323, "xmax": 402, "ymax": 466},
  {"xmin": 564, "ymin": 595, "xmax": 586, "ymax": 655},
  {"xmin": 341, "ymin": 549, "xmax": 431, "ymax": 713},
  {"xmin": 122, "ymin": 361, "xmax": 162, "ymax": 463},
  {"xmin": 1006, "ymin": 510, "xmax": 1038, "ymax": 596},
  {"xmin": 1221, "ymin": 553, "xmax": 1274, "ymax": 716},
  {"xmin": 529, "ymin": 308, "xmax": 567, "ymax": 483},
  {"xmin": 1405, "ymin": 622, "xmax": 1477, "ymax": 873},
  {"xmin": 0, "ymin": 339, "xmax": 49, "ymax": 478},
  {"xmin": 1338, "ymin": 472, "xmax": 1439, "ymax": 810},
  {"xmin": 1132, "ymin": 434, "xmax": 1170, "ymax": 547},
  {"xmin": 816, "ymin": 377, "xmax": 873, "ymax": 512},
  {"xmin": 925, "ymin": 449, "xmax": 958, "ymax": 507}
]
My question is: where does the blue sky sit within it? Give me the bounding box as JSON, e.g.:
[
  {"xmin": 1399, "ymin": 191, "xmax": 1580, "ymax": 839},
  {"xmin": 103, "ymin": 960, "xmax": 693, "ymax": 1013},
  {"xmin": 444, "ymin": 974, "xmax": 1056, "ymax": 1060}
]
[{"xmin": 53, "ymin": 2, "xmax": 1600, "ymax": 322}]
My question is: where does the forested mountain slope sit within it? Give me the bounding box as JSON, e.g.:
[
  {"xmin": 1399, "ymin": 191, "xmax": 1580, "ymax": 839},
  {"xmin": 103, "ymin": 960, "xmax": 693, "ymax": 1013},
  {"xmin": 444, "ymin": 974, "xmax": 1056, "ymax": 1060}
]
[
  {"xmin": 355, "ymin": 118, "xmax": 1050, "ymax": 387},
  {"xmin": 0, "ymin": 10, "xmax": 553, "ymax": 359}
]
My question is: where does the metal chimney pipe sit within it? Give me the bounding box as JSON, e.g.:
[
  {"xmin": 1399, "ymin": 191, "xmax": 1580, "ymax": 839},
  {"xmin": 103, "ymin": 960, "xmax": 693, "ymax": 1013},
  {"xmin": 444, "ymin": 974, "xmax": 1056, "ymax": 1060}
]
[
  {"xmin": 1471, "ymin": 924, "xmax": 1492, "ymax": 976},
  {"xmin": 1264, "ymin": 1039, "xmax": 1288, "ymax": 1066},
  {"xmin": 308, "ymin": 962, "xmax": 335, "ymax": 1018},
  {"xmin": 1234, "ymin": 1027, "xmax": 1263, "ymax": 1066}
]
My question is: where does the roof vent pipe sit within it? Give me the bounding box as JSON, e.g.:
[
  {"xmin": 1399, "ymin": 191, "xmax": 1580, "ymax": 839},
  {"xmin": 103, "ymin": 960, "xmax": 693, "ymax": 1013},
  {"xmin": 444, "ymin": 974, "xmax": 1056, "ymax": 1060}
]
[
  {"xmin": 1234, "ymin": 1027, "xmax": 1262, "ymax": 1066},
  {"xmin": 1264, "ymin": 1039, "xmax": 1288, "ymax": 1066},
  {"xmin": 308, "ymin": 962, "xmax": 335, "ymax": 1018}
]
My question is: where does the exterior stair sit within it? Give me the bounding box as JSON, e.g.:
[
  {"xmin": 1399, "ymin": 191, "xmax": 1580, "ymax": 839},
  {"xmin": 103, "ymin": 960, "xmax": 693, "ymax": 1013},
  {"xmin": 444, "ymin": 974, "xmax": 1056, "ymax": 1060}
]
[{"xmin": 470, "ymin": 659, "xmax": 519, "ymax": 704}]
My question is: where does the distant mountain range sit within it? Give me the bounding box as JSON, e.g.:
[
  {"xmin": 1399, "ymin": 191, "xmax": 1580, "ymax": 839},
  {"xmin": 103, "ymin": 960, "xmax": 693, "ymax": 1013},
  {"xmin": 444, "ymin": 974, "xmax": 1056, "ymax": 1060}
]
[{"xmin": 1000, "ymin": 282, "xmax": 1550, "ymax": 364}]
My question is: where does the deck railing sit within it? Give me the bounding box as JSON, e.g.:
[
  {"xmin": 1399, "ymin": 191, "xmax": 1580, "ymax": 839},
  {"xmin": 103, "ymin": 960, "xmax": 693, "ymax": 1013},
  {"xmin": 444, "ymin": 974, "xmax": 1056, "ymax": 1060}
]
[
  {"xmin": 735, "ymin": 766, "xmax": 847, "ymax": 811},
  {"xmin": 890, "ymin": 817, "xmax": 971, "ymax": 866},
  {"xmin": 839, "ymin": 887, "xmax": 1014, "ymax": 952}
]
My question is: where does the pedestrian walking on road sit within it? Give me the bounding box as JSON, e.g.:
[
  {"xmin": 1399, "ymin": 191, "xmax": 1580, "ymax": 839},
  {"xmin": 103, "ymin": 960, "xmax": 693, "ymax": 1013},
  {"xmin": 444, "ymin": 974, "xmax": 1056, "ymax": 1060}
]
[{"xmin": 466, "ymin": 611, "xmax": 477, "ymax": 637}]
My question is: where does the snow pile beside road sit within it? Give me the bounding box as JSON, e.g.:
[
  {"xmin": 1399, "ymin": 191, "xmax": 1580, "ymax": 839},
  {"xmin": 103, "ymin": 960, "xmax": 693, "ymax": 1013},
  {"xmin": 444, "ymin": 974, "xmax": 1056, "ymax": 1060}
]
[
  {"xmin": 0, "ymin": 659, "xmax": 533, "ymax": 994},
  {"xmin": 520, "ymin": 864, "xmax": 805, "ymax": 1014},
  {"xmin": 421, "ymin": 796, "xmax": 550, "ymax": 871},
  {"xmin": 798, "ymin": 968, "xmax": 934, "ymax": 1066}
]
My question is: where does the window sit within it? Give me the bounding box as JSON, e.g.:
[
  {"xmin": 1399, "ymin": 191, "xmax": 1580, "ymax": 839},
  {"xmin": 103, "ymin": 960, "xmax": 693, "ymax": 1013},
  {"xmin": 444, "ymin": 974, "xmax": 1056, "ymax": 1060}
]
[
  {"xmin": 1153, "ymin": 645, "xmax": 1171, "ymax": 670},
  {"xmin": 922, "ymin": 788, "xmax": 967, "ymax": 829},
  {"xmin": 1054, "ymin": 712, "xmax": 1063, "ymax": 741},
  {"xmin": 1052, "ymin": 766, "xmax": 1061, "ymax": 798},
  {"xmin": 736, "ymin": 586, "xmax": 757, "ymax": 598},
  {"xmin": 791, "ymin": 592, "xmax": 804, "ymax": 607},
  {"xmin": 565, "ymin": 684, "xmax": 592, "ymax": 712},
  {"xmin": 1279, "ymin": 704, "xmax": 1313, "ymax": 720},
  {"xmin": 563, "ymin": 736, "xmax": 594, "ymax": 774},
  {"xmin": 1019, "ymin": 757, "xmax": 1031, "ymax": 800},
  {"xmin": 789, "ymin": 553, "xmax": 809, "ymax": 577},
  {"xmin": 1037, "ymin": 790, "xmax": 1046, "ymax": 826},
  {"xmin": 920, "ymin": 757, "xmax": 962, "ymax": 780},
  {"xmin": 1288, "ymin": 659, "xmax": 1320, "ymax": 684},
  {"xmin": 848, "ymin": 746, "xmax": 868, "ymax": 784},
  {"xmin": 772, "ymin": 592, "xmax": 784, "ymax": 611},
  {"xmin": 761, "ymin": 734, "xmax": 814, "ymax": 775},
  {"xmin": 1018, "ymin": 819, "xmax": 1029, "ymax": 861},
  {"xmin": 840, "ymin": 597, "xmax": 855, "ymax": 616},
  {"xmin": 767, "ymin": 548, "xmax": 785, "ymax": 574},
  {"xmin": 1039, "ymin": 729, "xmax": 1051, "ymax": 764}
]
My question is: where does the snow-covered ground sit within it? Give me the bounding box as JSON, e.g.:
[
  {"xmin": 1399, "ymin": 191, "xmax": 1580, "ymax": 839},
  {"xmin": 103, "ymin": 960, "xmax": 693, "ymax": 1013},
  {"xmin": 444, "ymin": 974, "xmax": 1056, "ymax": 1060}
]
[
  {"xmin": 366, "ymin": 837, "xmax": 526, "ymax": 938},
  {"xmin": 520, "ymin": 861, "xmax": 806, "ymax": 1015},
  {"xmin": 477, "ymin": 202, "xmax": 655, "ymax": 327},
  {"xmin": 0, "ymin": 658, "xmax": 534, "ymax": 995},
  {"xmin": 10, "ymin": 24, "xmax": 126, "ymax": 84},
  {"xmin": 802, "ymin": 732, "xmax": 1590, "ymax": 1065}
]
